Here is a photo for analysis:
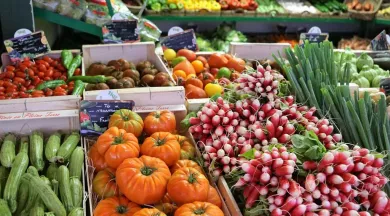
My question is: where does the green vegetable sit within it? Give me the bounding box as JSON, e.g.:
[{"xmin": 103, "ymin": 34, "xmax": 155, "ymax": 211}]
[
  {"xmin": 69, "ymin": 147, "xmax": 84, "ymax": 179},
  {"xmin": 68, "ymin": 208, "xmax": 84, "ymax": 216},
  {"xmin": 61, "ymin": 50, "xmax": 73, "ymax": 70},
  {"xmin": 15, "ymin": 174, "xmax": 29, "ymax": 215},
  {"xmin": 180, "ymin": 112, "xmax": 196, "ymax": 131},
  {"xmin": 56, "ymin": 132, "xmax": 80, "ymax": 163},
  {"xmin": 0, "ymin": 166, "xmax": 9, "ymax": 199},
  {"xmin": 292, "ymin": 131, "xmax": 327, "ymax": 161},
  {"xmin": 58, "ymin": 166, "xmax": 73, "ymax": 213},
  {"xmin": 67, "ymin": 75, "xmax": 110, "ymax": 84},
  {"xmin": 0, "ymin": 134, "xmax": 16, "ymax": 168},
  {"xmin": 45, "ymin": 132, "xmax": 61, "ymax": 163},
  {"xmin": 71, "ymin": 80, "xmax": 85, "ymax": 96},
  {"xmin": 0, "ymin": 199, "xmax": 12, "ymax": 216},
  {"xmin": 46, "ymin": 163, "xmax": 58, "ymax": 181},
  {"xmin": 360, "ymin": 67, "xmax": 376, "ymax": 83},
  {"xmin": 3, "ymin": 152, "xmax": 29, "ymax": 213},
  {"xmin": 67, "ymin": 54, "xmax": 82, "ymax": 78},
  {"xmin": 30, "ymin": 131, "xmax": 45, "ymax": 171},
  {"xmin": 356, "ymin": 53, "xmax": 374, "ymax": 71},
  {"xmin": 19, "ymin": 136, "xmax": 29, "ymax": 154},
  {"xmin": 372, "ymin": 75, "xmax": 386, "ymax": 87},
  {"xmin": 351, "ymin": 74, "xmax": 370, "ymax": 88},
  {"xmin": 151, "ymin": 2, "xmax": 162, "ymax": 11},
  {"xmin": 169, "ymin": 3, "xmax": 177, "ymax": 9},
  {"xmin": 36, "ymin": 80, "xmax": 66, "ymax": 90},
  {"xmin": 70, "ymin": 177, "xmax": 83, "ymax": 208},
  {"xmin": 30, "ymin": 206, "xmax": 45, "ymax": 216},
  {"xmin": 52, "ymin": 179, "xmax": 59, "ymax": 197}
]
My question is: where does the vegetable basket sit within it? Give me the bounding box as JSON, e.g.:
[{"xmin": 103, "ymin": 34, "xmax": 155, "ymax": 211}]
[
  {"xmin": 346, "ymin": 0, "xmax": 383, "ymax": 20},
  {"xmin": 376, "ymin": 2, "xmax": 390, "ymax": 17}
]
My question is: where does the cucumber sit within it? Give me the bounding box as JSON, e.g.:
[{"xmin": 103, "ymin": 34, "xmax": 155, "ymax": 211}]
[
  {"xmin": 30, "ymin": 131, "xmax": 45, "ymax": 171},
  {"xmin": 45, "ymin": 132, "xmax": 61, "ymax": 162},
  {"xmin": 0, "ymin": 199, "xmax": 12, "ymax": 216},
  {"xmin": 23, "ymin": 166, "xmax": 41, "ymax": 214},
  {"xmin": 68, "ymin": 207, "xmax": 84, "ymax": 216},
  {"xmin": 0, "ymin": 166, "xmax": 9, "ymax": 199},
  {"xmin": 0, "ymin": 134, "xmax": 16, "ymax": 168},
  {"xmin": 70, "ymin": 177, "xmax": 83, "ymax": 208},
  {"xmin": 19, "ymin": 136, "xmax": 29, "ymax": 154},
  {"xmin": 27, "ymin": 166, "xmax": 40, "ymax": 176},
  {"xmin": 15, "ymin": 174, "xmax": 29, "ymax": 215},
  {"xmin": 46, "ymin": 163, "xmax": 58, "ymax": 181},
  {"xmin": 23, "ymin": 173, "xmax": 66, "ymax": 216},
  {"xmin": 30, "ymin": 206, "xmax": 45, "ymax": 216},
  {"xmin": 44, "ymin": 213, "xmax": 56, "ymax": 216},
  {"xmin": 3, "ymin": 152, "xmax": 28, "ymax": 213},
  {"xmin": 69, "ymin": 147, "xmax": 84, "ymax": 179},
  {"xmin": 56, "ymin": 132, "xmax": 80, "ymax": 163},
  {"xmin": 52, "ymin": 179, "xmax": 59, "ymax": 197},
  {"xmin": 58, "ymin": 165, "xmax": 73, "ymax": 213}
]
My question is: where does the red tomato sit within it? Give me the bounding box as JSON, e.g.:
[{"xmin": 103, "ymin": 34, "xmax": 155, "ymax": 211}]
[
  {"xmin": 57, "ymin": 65, "xmax": 66, "ymax": 72},
  {"xmin": 0, "ymin": 80, "xmax": 4, "ymax": 87},
  {"xmin": 38, "ymin": 64, "xmax": 47, "ymax": 72},
  {"xmin": 27, "ymin": 69, "xmax": 35, "ymax": 77},
  {"xmin": 19, "ymin": 86, "xmax": 27, "ymax": 92},
  {"xmin": 5, "ymin": 66, "xmax": 15, "ymax": 71},
  {"xmin": 45, "ymin": 89, "xmax": 53, "ymax": 96},
  {"xmin": 0, "ymin": 92, "xmax": 5, "ymax": 96},
  {"xmin": 44, "ymin": 77, "xmax": 52, "ymax": 81},
  {"xmin": 0, "ymin": 73, "xmax": 6, "ymax": 80},
  {"xmin": 0, "ymin": 87, "xmax": 5, "ymax": 92},
  {"xmin": 53, "ymin": 72, "xmax": 62, "ymax": 79},
  {"xmin": 3, "ymin": 81, "xmax": 13, "ymax": 88},
  {"xmin": 27, "ymin": 85, "xmax": 35, "ymax": 90},
  {"xmin": 0, "ymin": 96, "xmax": 6, "ymax": 100},
  {"xmin": 37, "ymin": 72, "xmax": 45, "ymax": 79},
  {"xmin": 32, "ymin": 77, "xmax": 41, "ymax": 86},
  {"xmin": 50, "ymin": 60, "xmax": 59, "ymax": 67},
  {"xmin": 13, "ymin": 77, "xmax": 25, "ymax": 85},
  {"xmin": 60, "ymin": 84, "xmax": 68, "ymax": 89},
  {"xmin": 15, "ymin": 71, "xmax": 26, "ymax": 78},
  {"xmin": 59, "ymin": 75, "xmax": 67, "ymax": 81},
  {"xmin": 54, "ymin": 91, "xmax": 67, "ymax": 96},
  {"xmin": 21, "ymin": 60, "xmax": 32, "ymax": 67},
  {"xmin": 74, "ymin": 68, "xmax": 81, "ymax": 76},
  {"xmin": 5, "ymin": 71, "xmax": 14, "ymax": 79},
  {"xmin": 19, "ymin": 65, "xmax": 28, "ymax": 72},
  {"xmin": 45, "ymin": 69, "xmax": 53, "ymax": 77},
  {"xmin": 6, "ymin": 86, "xmax": 17, "ymax": 93},
  {"xmin": 24, "ymin": 80, "xmax": 32, "ymax": 87},
  {"xmin": 43, "ymin": 56, "xmax": 53, "ymax": 63},
  {"xmin": 19, "ymin": 92, "xmax": 29, "ymax": 98}
]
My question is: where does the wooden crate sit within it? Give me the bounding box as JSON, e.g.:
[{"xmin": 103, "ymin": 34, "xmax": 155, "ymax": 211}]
[
  {"xmin": 0, "ymin": 109, "xmax": 87, "ymax": 215},
  {"xmin": 0, "ymin": 51, "xmax": 81, "ymax": 113},
  {"xmin": 85, "ymin": 109, "xmax": 230, "ymax": 216},
  {"xmin": 229, "ymin": 42, "xmax": 290, "ymax": 59}
]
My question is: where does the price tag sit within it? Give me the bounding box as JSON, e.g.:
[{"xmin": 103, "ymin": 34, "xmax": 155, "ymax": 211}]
[
  {"xmin": 4, "ymin": 31, "xmax": 50, "ymax": 63},
  {"xmin": 168, "ymin": 26, "xmax": 184, "ymax": 36},
  {"xmin": 371, "ymin": 30, "xmax": 389, "ymax": 51},
  {"xmin": 380, "ymin": 78, "xmax": 390, "ymax": 96},
  {"xmin": 160, "ymin": 29, "xmax": 198, "ymax": 52},
  {"xmin": 80, "ymin": 100, "xmax": 135, "ymax": 136},
  {"xmin": 102, "ymin": 20, "xmax": 139, "ymax": 44},
  {"xmin": 96, "ymin": 90, "xmax": 121, "ymax": 100},
  {"xmin": 14, "ymin": 28, "xmax": 32, "ymax": 38},
  {"xmin": 299, "ymin": 33, "xmax": 329, "ymax": 45}
]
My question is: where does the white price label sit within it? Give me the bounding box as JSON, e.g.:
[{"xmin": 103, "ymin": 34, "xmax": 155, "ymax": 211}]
[
  {"xmin": 96, "ymin": 90, "xmax": 121, "ymax": 100},
  {"xmin": 168, "ymin": 26, "xmax": 184, "ymax": 36}
]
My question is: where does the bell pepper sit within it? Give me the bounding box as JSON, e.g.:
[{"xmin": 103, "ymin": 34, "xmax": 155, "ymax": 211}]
[
  {"xmin": 36, "ymin": 80, "xmax": 66, "ymax": 90},
  {"xmin": 72, "ymin": 80, "xmax": 85, "ymax": 96},
  {"xmin": 67, "ymin": 54, "xmax": 82, "ymax": 78}
]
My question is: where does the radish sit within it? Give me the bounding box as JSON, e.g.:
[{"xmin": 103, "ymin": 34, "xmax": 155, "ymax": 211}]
[
  {"xmin": 260, "ymin": 172, "xmax": 271, "ymax": 184},
  {"xmin": 334, "ymin": 207, "xmax": 343, "ymax": 214},
  {"xmin": 303, "ymin": 192, "xmax": 313, "ymax": 202},
  {"xmin": 341, "ymin": 210, "xmax": 359, "ymax": 216},
  {"xmin": 322, "ymin": 200, "xmax": 331, "ymax": 209},
  {"xmin": 272, "ymin": 158, "xmax": 284, "ymax": 169},
  {"xmin": 358, "ymin": 212, "xmax": 371, "ymax": 216},
  {"xmin": 281, "ymin": 196, "xmax": 297, "ymax": 212},
  {"xmin": 318, "ymin": 209, "xmax": 330, "ymax": 216},
  {"xmin": 325, "ymin": 166, "xmax": 334, "ymax": 175},
  {"xmin": 274, "ymin": 196, "xmax": 285, "ymax": 206},
  {"xmin": 342, "ymin": 202, "xmax": 360, "ymax": 211},
  {"xmin": 288, "ymin": 180, "xmax": 301, "ymax": 197},
  {"xmin": 338, "ymin": 182, "xmax": 352, "ymax": 193},
  {"xmin": 271, "ymin": 208, "xmax": 282, "ymax": 216},
  {"xmin": 328, "ymin": 174, "xmax": 343, "ymax": 184},
  {"xmin": 243, "ymin": 184, "xmax": 254, "ymax": 198},
  {"xmin": 245, "ymin": 185, "xmax": 260, "ymax": 208},
  {"xmin": 306, "ymin": 202, "xmax": 319, "ymax": 211},
  {"xmin": 319, "ymin": 183, "xmax": 330, "ymax": 194},
  {"xmin": 305, "ymin": 174, "xmax": 316, "ymax": 192},
  {"xmin": 277, "ymin": 188, "xmax": 286, "ymax": 196},
  {"xmin": 316, "ymin": 172, "xmax": 326, "ymax": 183},
  {"xmin": 291, "ymin": 204, "xmax": 307, "ymax": 216},
  {"xmin": 279, "ymin": 178, "xmax": 290, "ymax": 190},
  {"xmin": 275, "ymin": 165, "xmax": 294, "ymax": 176},
  {"xmin": 319, "ymin": 152, "xmax": 334, "ymax": 170},
  {"xmin": 266, "ymin": 120, "xmax": 275, "ymax": 138},
  {"xmin": 233, "ymin": 177, "xmax": 246, "ymax": 188},
  {"xmin": 259, "ymin": 185, "xmax": 268, "ymax": 196}
]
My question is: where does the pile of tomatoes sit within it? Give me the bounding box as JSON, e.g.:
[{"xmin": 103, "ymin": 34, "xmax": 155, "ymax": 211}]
[{"xmin": 0, "ymin": 56, "xmax": 81, "ymax": 99}]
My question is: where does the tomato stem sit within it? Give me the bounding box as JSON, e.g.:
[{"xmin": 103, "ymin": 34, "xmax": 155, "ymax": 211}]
[
  {"xmin": 141, "ymin": 166, "xmax": 156, "ymax": 176},
  {"xmin": 188, "ymin": 172, "xmax": 198, "ymax": 184},
  {"xmin": 194, "ymin": 208, "xmax": 206, "ymax": 215},
  {"xmin": 113, "ymin": 135, "xmax": 124, "ymax": 145},
  {"xmin": 116, "ymin": 205, "xmax": 128, "ymax": 214},
  {"xmin": 154, "ymin": 111, "xmax": 161, "ymax": 118}
]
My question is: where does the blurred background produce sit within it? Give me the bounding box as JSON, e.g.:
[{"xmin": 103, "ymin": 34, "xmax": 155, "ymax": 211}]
[{"xmin": 338, "ymin": 36, "xmax": 371, "ymax": 50}]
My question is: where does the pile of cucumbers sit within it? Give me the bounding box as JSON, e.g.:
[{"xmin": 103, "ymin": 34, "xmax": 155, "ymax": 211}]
[
  {"xmin": 311, "ymin": 0, "xmax": 348, "ymax": 13},
  {"xmin": 0, "ymin": 131, "xmax": 84, "ymax": 216}
]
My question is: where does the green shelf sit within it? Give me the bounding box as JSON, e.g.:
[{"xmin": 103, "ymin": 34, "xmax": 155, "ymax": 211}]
[
  {"xmin": 144, "ymin": 15, "xmax": 359, "ymax": 24},
  {"xmin": 375, "ymin": 18, "xmax": 390, "ymax": 25},
  {"xmin": 33, "ymin": 7, "xmax": 103, "ymax": 37}
]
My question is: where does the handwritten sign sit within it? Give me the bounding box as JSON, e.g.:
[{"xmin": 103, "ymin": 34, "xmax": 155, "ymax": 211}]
[
  {"xmin": 102, "ymin": 20, "xmax": 139, "ymax": 44},
  {"xmin": 80, "ymin": 100, "xmax": 135, "ymax": 136},
  {"xmin": 160, "ymin": 29, "xmax": 198, "ymax": 52},
  {"xmin": 0, "ymin": 110, "xmax": 78, "ymax": 121},
  {"xmin": 299, "ymin": 33, "xmax": 329, "ymax": 45},
  {"xmin": 4, "ymin": 31, "xmax": 50, "ymax": 63},
  {"xmin": 371, "ymin": 30, "xmax": 389, "ymax": 51}
]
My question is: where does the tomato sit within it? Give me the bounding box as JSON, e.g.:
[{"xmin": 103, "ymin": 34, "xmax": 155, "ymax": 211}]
[
  {"xmin": 210, "ymin": 68, "xmax": 219, "ymax": 76},
  {"xmin": 37, "ymin": 72, "xmax": 45, "ymax": 79},
  {"xmin": 27, "ymin": 85, "xmax": 35, "ymax": 90},
  {"xmin": 3, "ymin": 81, "xmax": 12, "ymax": 88},
  {"xmin": 45, "ymin": 89, "xmax": 53, "ymax": 96},
  {"xmin": 19, "ymin": 86, "xmax": 27, "ymax": 92},
  {"xmin": 13, "ymin": 77, "xmax": 25, "ymax": 85},
  {"xmin": 5, "ymin": 66, "xmax": 15, "ymax": 71},
  {"xmin": 0, "ymin": 96, "xmax": 6, "ymax": 100},
  {"xmin": 0, "ymin": 74, "xmax": 5, "ymax": 80},
  {"xmin": 0, "ymin": 87, "xmax": 5, "ymax": 92},
  {"xmin": 6, "ymin": 86, "xmax": 17, "ymax": 93},
  {"xmin": 45, "ymin": 69, "xmax": 53, "ymax": 77},
  {"xmin": 216, "ymin": 67, "xmax": 231, "ymax": 79},
  {"xmin": 0, "ymin": 81, "xmax": 3, "ymax": 87},
  {"xmin": 0, "ymin": 92, "xmax": 4, "ymax": 96},
  {"xmin": 57, "ymin": 64, "xmax": 66, "ymax": 72},
  {"xmin": 19, "ymin": 64, "xmax": 28, "ymax": 72},
  {"xmin": 27, "ymin": 69, "xmax": 35, "ymax": 77},
  {"xmin": 38, "ymin": 64, "xmax": 47, "ymax": 72},
  {"xmin": 44, "ymin": 77, "xmax": 52, "ymax": 81},
  {"xmin": 33, "ymin": 77, "xmax": 41, "ymax": 86},
  {"xmin": 42, "ymin": 56, "xmax": 53, "ymax": 63},
  {"xmin": 204, "ymin": 83, "xmax": 223, "ymax": 97},
  {"xmin": 15, "ymin": 71, "xmax": 26, "ymax": 78},
  {"xmin": 53, "ymin": 71, "xmax": 62, "ymax": 78},
  {"xmin": 37, "ymin": 60, "xmax": 49, "ymax": 68},
  {"xmin": 21, "ymin": 60, "xmax": 32, "ymax": 67},
  {"xmin": 60, "ymin": 84, "xmax": 68, "ymax": 89},
  {"xmin": 50, "ymin": 60, "xmax": 59, "ymax": 67},
  {"xmin": 74, "ymin": 68, "xmax": 81, "ymax": 76},
  {"xmin": 68, "ymin": 81, "xmax": 75, "ymax": 87},
  {"xmin": 19, "ymin": 92, "xmax": 29, "ymax": 98},
  {"xmin": 5, "ymin": 71, "xmax": 15, "ymax": 79},
  {"xmin": 54, "ymin": 91, "xmax": 67, "ymax": 96},
  {"xmin": 197, "ymin": 72, "xmax": 215, "ymax": 86},
  {"xmin": 24, "ymin": 80, "xmax": 31, "ymax": 87},
  {"xmin": 185, "ymin": 77, "xmax": 203, "ymax": 89},
  {"xmin": 31, "ymin": 90, "xmax": 44, "ymax": 97},
  {"xmin": 59, "ymin": 75, "xmax": 67, "ymax": 80}
]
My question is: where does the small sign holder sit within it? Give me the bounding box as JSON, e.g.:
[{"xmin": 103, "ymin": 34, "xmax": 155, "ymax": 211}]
[
  {"xmin": 371, "ymin": 30, "xmax": 389, "ymax": 51},
  {"xmin": 299, "ymin": 26, "xmax": 329, "ymax": 45},
  {"xmin": 102, "ymin": 19, "xmax": 139, "ymax": 44},
  {"xmin": 160, "ymin": 29, "xmax": 198, "ymax": 51}
]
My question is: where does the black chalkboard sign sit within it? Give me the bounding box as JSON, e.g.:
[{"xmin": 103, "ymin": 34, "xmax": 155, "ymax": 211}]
[
  {"xmin": 4, "ymin": 31, "xmax": 50, "ymax": 63},
  {"xmin": 102, "ymin": 20, "xmax": 139, "ymax": 44},
  {"xmin": 299, "ymin": 33, "xmax": 329, "ymax": 45},
  {"xmin": 371, "ymin": 30, "xmax": 389, "ymax": 51},
  {"xmin": 80, "ymin": 100, "xmax": 135, "ymax": 136},
  {"xmin": 160, "ymin": 29, "xmax": 198, "ymax": 52}
]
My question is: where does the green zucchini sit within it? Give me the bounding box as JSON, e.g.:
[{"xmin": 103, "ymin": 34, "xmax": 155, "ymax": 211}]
[
  {"xmin": 68, "ymin": 207, "xmax": 84, "ymax": 216},
  {"xmin": 30, "ymin": 131, "xmax": 45, "ymax": 171},
  {"xmin": 15, "ymin": 174, "xmax": 29, "ymax": 215},
  {"xmin": 70, "ymin": 177, "xmax": 83, "ymax": 208},
  {"xmin": 52, "ymin": 179, "xmax": 59, "ymax": 198},
  {"xmin": 23, "ymin": 173, "xmax": 66, "ymax": 216},
  {"xmin": 0, "ymin": 134, "xmax": 16, "ymax": 168},
  {"xmin": 45, "ymin": 132, "xmax": 61, "ymax": 162},
  {"xmin": 69, "ymin": 147, "xmax": 84, "ymax": 179},
  {"xmin": 19, "ymin": 136, "xmax": 29, "ymax": 154},
  {"xmin": 0, "ymin": 199, "xmax": 12, "ymax": 216},
  {"xmin": 27, "ymin": 166, "xmax": 39, "ymax": 176},
  {"xmin": 30, "ymin": 206, "xmax": 45, "ymax": 216},
  {"xmin": 56, "ymin": 132, "xmax": 80, "ymax": 163},
  {"xmin": 58, "ymin": 165, "xmax": 74, "ymax": 213},
  {"xmin": 0, "ymin": 166, "xmax": 9, "ymax": 199},
  {"xmin": 23, "ymin": 166, "xmax": 41, "ymax": 213},
  {"xmin": 44, "ymin": 213, "xmax": 56, "ymax": 216},
  {"xmin": 3, "ymin": 152, "xmax": 28, "ymax": 213},
  {"xmin": 46, "ymin": 163, "xmax": 58, "ymax": 181}
]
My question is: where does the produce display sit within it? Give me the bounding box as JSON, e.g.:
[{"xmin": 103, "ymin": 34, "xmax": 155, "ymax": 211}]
[
  {"xmin": 277, "ymin": 0, "xmax": 319, "ymax": 14},
  {"xmin": 88, "ymin": 109, "xmax": 224, "ymax": 215},
  {"xmin": 84, "ymin": 59, "xmax": 175, "ymax": 90},
  {"xmin": 218, "ymin": 0, "xmax": 259, "ymax": 10},
  {"xmin": 0, "ymin": 51, "xmax": 83, "ymax": 99},
  {"xmin": 310, "ymin": 0, "xmax": 348, "ymax": 13},
  {"xmin": 335, "ymin": 50, "xmax": 390, "ymax": 87},
  {"xmin": 0, "ymin": 131, "xmax": 84, "ymax": 216},
  {"xmin": 163, "ymin": 48, "xmax": 248, "ymax": 99},
  {"xmin": 338, "ymin": 36, "xmax": 371, "ymax": 50},
  {"xmin": 346, "ymin": 0, "xmax": 374, "ymax": 12},
  {"xmin": 378, "ymin": 5, "xmax": 390, "ymax": 16},
  {"xmin": 256, "ymin": 0, "xmax": 285, "ymax": 14},
  {"xmin": 147, "ymin": 0, "xmax": 221, "ymax": 12}
]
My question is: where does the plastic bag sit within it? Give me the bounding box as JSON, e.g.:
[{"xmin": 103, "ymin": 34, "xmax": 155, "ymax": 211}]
[
  {"xmin": 57, "ymin": 0, "xmax": 87, "ymax": 20},
  {"xmin": 138, "ymin": 18, "xmax": 161, "ymax": 42},
  {"xmin": 33, "ymin": 0, "xmax": 60, "ymax": 12},
  {"xmin": 85, "ymin": 2, "xmax": 111, "ymax": 27}
]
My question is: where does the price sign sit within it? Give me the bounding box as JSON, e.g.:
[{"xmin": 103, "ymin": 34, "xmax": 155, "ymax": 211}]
[
  {"xmin": 371, "ymin": 30, "xmax": 389, "ymax": 51},
  {"xmin": 299, "ymin": 33, "xmax": 329, "ymax": 45},
  {"xmin": 80, "ymin": 100, "xmax": 135, "ymax": 136},
  {"xmin": 160, "ymin": 29, "xmax": 198, "ymax": 52},
  {"xmin": 102, "ymin": 20, "xmax": 139, "ymax": 44},
  {"xmin": 4, "ymin": 31, "xmax": 50, "ymax": 63}
]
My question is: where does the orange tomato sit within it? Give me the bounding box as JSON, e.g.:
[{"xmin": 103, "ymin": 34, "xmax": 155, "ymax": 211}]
[
  {"xmin": 173, "ymin": 60, "xmax": 196, "ymax": 76},
  {"xmin": 173, "ymin": 70, "xmax": 187, "ymax": 81},
  {"xmin": 191, "ymin": 60, "xmax": 204, "ymax": 74},
  {"xmin": 196, "ymin": 56, "xmax": 208, "ymax": 66},
  {"xmin": 186, "ymin": 74, "xmax": 196, "ymax": 80},
  {"xmin": 185, "ymin": 77, "xmax": 203, "ymax": 89},
  {"xmin": 177, "ymin": 49, "xmax": 196, "ymax": 62}
]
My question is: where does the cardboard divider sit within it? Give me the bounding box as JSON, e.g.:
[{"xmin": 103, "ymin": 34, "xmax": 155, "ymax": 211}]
[{"xmin": 229, "ymin": 42, "xmax": 290, "ymax": 59}]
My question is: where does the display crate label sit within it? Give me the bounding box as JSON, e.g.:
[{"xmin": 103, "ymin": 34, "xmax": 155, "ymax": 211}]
[
  {"xmin": 4, "ymin": 31, "xmax": 50, "ymax": 63},
  {"xmin": 96, "ymin": 90, "xmax": 121, "ymax": 100},
  {"xmin": 299, "ymin": 33, "xmax": 329, "ymax": 45},
  {"xmin": 102, "ymin": 20, "xmax": 139, "ymax": 44},
  {"xmin": 371, "ymin": 30, "xmax": 389, "ymax": 51},
  {"xmin": 0, "ymin": 110, "xmax": 78, "ymax": 121},
  {"xmin": 80, "ymin": 100, "xmax": 135, "ymax": 136},
  {"xmin": 160, "ymin": 29, "xmax": 198, "ymax": 52},
  {"xmin": 380, "ymin": 78, "xmax": 390, "ymax": 96}
]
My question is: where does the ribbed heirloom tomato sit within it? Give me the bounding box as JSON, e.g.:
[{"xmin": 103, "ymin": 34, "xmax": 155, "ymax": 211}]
[
  {"xmin": 143, "ymin": 110, "xmax": 176, "ymax": 135},
  {"xmin": 167, "ymin": 167, "xmax": 210, "ymax": 205},
  {"xmin": 176, "ymin": 135, "xmax": 196, "ymax": 160},
  {"xmin": 174, "ymin": 202, "xmax": 224, "ymax": 216},
  {"xmin": 141, "ymin": 132, "xmax": 181, "ymax": 167},
  {"xmin": 170, "ymin": 160, "xmax": 203, "ymax": 175},
  {"xmin": 116, "ymin": 156, "xmax": 171, "ymax": 205},
  {"xmin": 94, "ymin": 196, "xmax": 142, "ymax": 216},
  {"xmin": 206, "ymin": 186, "xmax": 222, "ymax": 208},
  {"xmin": 109, "ymin": 109, "xmax": 144, "ymax": 137},
  {"xmin": 133, "ymin": 208, "xmax": 166, "ymax": 216},
  {"xmin": 95, "ymin": 127, "xmax": 140, "ymax": 169},
  {"xmin": 93, "ymin": 168, "xmax": 119, "ymax": 199},
  {"xmin": 88, "ymin": 144, "xmax": 107, "ymax": 172}
]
